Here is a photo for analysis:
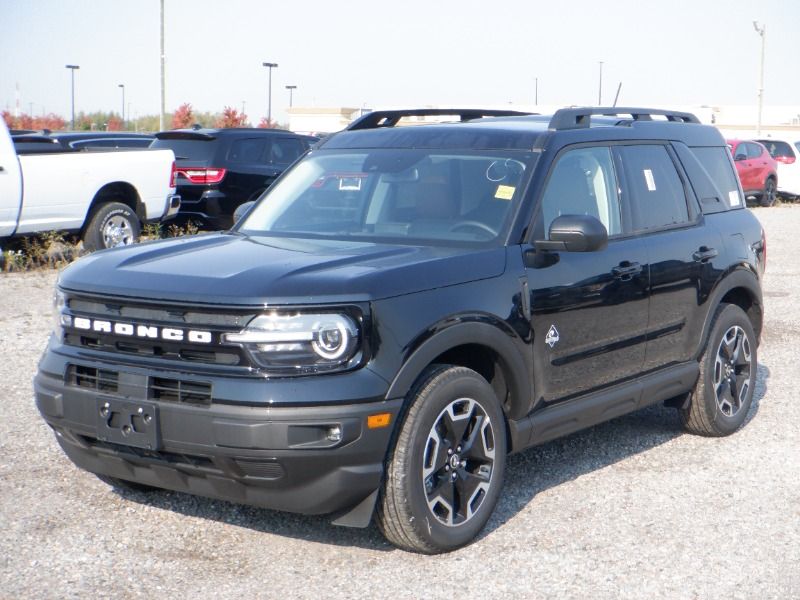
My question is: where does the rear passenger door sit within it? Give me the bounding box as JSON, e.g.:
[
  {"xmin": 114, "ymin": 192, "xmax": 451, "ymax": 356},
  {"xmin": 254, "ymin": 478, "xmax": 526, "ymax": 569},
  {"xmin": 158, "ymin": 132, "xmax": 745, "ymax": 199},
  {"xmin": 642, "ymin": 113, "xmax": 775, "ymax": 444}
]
[{"xmin": 615, "ymin": 143, "xmax": 722, "ymax": 370}]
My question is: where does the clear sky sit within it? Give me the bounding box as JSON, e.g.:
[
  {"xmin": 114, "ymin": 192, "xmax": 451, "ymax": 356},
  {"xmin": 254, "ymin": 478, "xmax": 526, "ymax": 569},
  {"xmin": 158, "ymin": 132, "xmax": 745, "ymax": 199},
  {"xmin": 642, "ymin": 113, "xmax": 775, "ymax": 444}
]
[{"xmin": 2, "ymin": 0, "xmax": 798, "ymax": 125}]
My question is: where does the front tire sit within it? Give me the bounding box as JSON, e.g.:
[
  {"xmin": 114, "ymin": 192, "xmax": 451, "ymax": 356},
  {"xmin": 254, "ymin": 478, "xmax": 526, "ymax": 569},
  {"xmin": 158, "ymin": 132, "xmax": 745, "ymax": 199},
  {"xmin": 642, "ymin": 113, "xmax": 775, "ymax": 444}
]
[
  {"xmin": 680, "ymin": 304, "xmax": 757, "ymax": 436},
  {"xmin": 83, "ymin": 201, "xmax": 141, "ymax": 251},
  {"xmin": 377, "ymin": 365, "xmax": 507, "ymax": 554}
]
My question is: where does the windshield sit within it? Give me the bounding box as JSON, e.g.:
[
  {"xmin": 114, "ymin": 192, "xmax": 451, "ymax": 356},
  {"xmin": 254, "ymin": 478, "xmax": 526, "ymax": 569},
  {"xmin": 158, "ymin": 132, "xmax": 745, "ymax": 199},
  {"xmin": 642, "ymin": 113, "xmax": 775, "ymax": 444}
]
[{"xmin": 237, "ymin": 149, "xmax": 533, "ymax": 244}]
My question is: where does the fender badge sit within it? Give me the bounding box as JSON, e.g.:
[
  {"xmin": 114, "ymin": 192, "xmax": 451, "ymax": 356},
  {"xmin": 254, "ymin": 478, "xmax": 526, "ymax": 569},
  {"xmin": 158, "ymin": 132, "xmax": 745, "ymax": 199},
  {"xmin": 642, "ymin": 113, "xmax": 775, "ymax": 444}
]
[{"xmin": 545, "ymin": 325, "xmax": 560, "ymax": 348}]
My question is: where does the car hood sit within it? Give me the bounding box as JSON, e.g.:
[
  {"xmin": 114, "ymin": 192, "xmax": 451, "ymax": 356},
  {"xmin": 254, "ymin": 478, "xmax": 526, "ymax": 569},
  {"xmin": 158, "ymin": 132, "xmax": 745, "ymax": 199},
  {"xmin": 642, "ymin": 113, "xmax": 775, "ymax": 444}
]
[{"xmin": 59, "ymin": 232, "xmax": 507, "ymax": 305}]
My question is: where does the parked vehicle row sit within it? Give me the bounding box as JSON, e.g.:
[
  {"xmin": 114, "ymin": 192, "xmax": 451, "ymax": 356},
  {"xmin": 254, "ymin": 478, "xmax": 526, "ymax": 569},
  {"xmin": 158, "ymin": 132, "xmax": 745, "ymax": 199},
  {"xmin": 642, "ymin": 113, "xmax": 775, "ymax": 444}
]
[
  {"xmin": 726, "ymin": 139, "xmax": 777, "ymax": 207},
  {"xmin": 753, "ymin": 136, "xmax": 800, "ymax": 199},
  {"xmin": 151, "ymin": 127, "xmax": 317, "ymax": 229},
  {"xmin": 0, "ymin": 120, "xmax": 179, "ymax": 251}
]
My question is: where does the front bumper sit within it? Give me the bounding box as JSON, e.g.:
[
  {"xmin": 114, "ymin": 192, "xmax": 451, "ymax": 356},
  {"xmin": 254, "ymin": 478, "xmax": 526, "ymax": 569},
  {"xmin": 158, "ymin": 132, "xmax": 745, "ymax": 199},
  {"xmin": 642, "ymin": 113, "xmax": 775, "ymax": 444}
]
[{"xmin": 34, "ymin": 357, "xmax": 402, "ymax": 518}]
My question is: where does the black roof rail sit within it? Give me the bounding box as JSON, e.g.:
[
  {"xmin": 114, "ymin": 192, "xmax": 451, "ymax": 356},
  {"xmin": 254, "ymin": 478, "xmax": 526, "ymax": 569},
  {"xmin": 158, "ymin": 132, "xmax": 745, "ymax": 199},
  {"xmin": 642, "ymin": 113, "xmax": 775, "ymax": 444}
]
[
  {"xmin": 548, "ymin": 107, "xmax": 701, "ymax": 130},
  {"xmin": 346, "ymin": 108, "xmax": 536, "ymax": 131}
]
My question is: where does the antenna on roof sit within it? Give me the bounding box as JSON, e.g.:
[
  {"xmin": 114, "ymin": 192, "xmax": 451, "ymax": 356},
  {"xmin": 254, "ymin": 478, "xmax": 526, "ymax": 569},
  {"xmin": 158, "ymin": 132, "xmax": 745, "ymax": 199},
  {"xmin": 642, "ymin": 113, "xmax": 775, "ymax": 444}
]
[{"xmin": 612, "ymin": 83, "xmax": 622, "ymax": 107}]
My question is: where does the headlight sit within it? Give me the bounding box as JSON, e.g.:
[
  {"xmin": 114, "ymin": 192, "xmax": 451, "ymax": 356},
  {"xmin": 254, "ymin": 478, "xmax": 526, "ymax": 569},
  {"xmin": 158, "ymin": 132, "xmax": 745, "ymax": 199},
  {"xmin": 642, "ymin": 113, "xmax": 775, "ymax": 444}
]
[
  {"xmin": 53, "ymin": 289, "xmax": 71, "ymax": 337},
  {"xmin": 223, "ymin": 312, "xmax": 360, "ymax": 373}
]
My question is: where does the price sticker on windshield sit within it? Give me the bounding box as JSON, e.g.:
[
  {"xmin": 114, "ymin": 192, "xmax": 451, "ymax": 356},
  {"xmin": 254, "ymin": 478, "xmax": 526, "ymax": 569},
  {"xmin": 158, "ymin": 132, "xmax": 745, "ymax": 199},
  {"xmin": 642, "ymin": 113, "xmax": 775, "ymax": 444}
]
[{"xmin": 495, "ymin": 185, "xmax": 515, "ymax": 200}]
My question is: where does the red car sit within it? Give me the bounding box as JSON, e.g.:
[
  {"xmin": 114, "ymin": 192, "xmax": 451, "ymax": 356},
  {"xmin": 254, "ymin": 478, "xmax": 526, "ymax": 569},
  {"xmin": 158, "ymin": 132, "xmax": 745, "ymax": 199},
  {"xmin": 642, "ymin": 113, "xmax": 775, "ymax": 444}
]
[{"xmin": 727, "ymin": 139, "xmax": 778, "ymax": 207}]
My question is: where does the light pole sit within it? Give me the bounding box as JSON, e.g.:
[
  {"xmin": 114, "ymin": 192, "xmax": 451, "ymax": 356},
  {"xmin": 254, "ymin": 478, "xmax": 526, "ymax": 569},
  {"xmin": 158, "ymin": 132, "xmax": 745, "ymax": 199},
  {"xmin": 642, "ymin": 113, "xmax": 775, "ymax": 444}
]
[
  {"xmin": 66, "ymin": 64, "xmax": 79, "ymax": 129},
  {"xmin": 262, "ymin": 62, "xmax": 278, "ymax": 124},
  {"xmin": 535, "ymin": 77, "xmax": 538, "ymax": 106},
  {"xmin": 286, "ymin": 85, "xmax": 297, "ymax": 108},
  {"xmin": 159, "ymin": 0, "xmax": 166, "ymax": 131},
  {"xmin": 598, "ymin": 61, "xmax": 604, "ymax": 105},
  {"xmin": 118, "ymin": 84, "xmax": 125, "ymax": 129},
  {"xmin": 753, "ymin": 21, "xmax": 766, "ymax": 136}
]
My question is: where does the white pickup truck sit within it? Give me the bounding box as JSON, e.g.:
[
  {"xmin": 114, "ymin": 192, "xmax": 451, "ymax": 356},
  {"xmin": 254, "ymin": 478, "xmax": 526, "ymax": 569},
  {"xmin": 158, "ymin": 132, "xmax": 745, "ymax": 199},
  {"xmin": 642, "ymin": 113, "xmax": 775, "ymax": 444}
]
[{"xmin": 0, "ymin": 119, "xmax": 180, "ymax": 251}]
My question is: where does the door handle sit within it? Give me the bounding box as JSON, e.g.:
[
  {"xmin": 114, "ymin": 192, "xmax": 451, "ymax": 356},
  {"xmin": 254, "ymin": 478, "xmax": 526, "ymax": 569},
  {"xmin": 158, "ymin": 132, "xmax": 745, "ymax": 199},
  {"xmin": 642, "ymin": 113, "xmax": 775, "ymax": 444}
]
[
  {"xmin": 612, "ymin": 261, "xmax": 642, "ymax": 280},
  {"xmin": 692, "ymin": 247, "xmax": 718, "ymax": 262}
]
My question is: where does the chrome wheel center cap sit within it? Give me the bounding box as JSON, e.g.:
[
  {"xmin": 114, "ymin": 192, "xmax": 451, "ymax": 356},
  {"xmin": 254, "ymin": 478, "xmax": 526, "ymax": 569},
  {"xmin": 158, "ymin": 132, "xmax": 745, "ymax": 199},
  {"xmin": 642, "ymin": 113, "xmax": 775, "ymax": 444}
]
[{"xmin": 449, "ymin": 454, "xmax": 461, "ymax": 470}]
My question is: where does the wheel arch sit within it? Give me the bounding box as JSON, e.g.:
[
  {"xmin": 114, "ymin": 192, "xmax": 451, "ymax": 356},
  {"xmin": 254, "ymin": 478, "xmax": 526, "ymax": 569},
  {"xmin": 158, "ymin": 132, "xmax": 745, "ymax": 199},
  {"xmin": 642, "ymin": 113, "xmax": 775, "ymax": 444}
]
[
  {"xmin": 82, "ymin": 182, "xmax": 143, "ymax": 232},
  {"xmin": 696, "ymin": 268, "xmax": 763, "ymax": 359},
  {"xmin": 385, "ymin": 320, "xmax": 533, "ymax": 421}
]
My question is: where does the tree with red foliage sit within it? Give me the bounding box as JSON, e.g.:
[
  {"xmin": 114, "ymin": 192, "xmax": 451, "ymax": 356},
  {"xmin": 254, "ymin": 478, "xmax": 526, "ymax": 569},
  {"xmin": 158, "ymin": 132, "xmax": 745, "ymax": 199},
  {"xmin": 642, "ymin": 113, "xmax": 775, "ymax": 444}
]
[
  {"xmin": 106, "ymin": 116, "xmax": 123, "ymax": 131},
  {"xmin": 257, "ymin": 117, "xmax": 280, "ymax": 129},
  {"xmin": 2, "ymin": 111, "xmax": 66, "ymax": 131},
  {"xmin": 215, "ymin": 106, "xmax": 248, "ymax": 128},
  {"xmin": 172, "ymin": 103, "xmax": 195, "ymax": 129}
]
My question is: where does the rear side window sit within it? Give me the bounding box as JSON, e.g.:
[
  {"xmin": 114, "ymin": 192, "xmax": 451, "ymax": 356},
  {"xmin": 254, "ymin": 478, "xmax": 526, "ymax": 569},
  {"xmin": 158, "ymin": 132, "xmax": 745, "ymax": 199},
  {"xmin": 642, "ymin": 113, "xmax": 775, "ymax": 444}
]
[
  {"xmin": 618, "ymin": 145, "xmax": 689, "ymax": 231},
  {"xmin": 269, "ymin": 137, "xmax": 306, "ymax": 165},
  {"xmin": 690, "ymin": 146, "xmax": 742, "ymax": 208},
  {"xmin": 227, "ymin": 138, "xmax": 267, "ymax": 163}
]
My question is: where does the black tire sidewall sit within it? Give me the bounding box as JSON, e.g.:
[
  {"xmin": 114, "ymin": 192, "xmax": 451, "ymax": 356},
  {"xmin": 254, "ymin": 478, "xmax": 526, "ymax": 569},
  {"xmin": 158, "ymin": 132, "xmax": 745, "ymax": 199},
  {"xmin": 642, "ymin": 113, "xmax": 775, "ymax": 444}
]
[
  {"xmin": 699, "ymin": 305, "xmax": 758, "ymax": 434},
  {"xmin": 84, "ymin": 202, "xmax": 140, "ymax": 251},
  {"xmin": 401, "ymin": 368, "xmax": 507, "ymax": 551}
]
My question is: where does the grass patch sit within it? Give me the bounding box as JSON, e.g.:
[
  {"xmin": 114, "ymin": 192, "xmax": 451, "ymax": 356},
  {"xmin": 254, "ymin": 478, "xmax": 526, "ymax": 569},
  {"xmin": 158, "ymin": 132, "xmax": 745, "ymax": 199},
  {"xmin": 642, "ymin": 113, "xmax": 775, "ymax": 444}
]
[{"xmin": 2, "ymin": 221, "xmax": 201, "ymax": 274}]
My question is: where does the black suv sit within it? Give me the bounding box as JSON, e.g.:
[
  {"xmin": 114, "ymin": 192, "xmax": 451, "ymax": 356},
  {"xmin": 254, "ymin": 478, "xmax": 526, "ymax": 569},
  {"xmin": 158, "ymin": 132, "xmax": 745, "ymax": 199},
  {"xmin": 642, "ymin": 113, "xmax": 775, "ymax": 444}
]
[
  {"xmin": 35, "ymin": 108, "xmax": 765, "ymax": 554},
  {"xmin": 151, "ymin": 127, "xmax": 317, "ymax": 229}
]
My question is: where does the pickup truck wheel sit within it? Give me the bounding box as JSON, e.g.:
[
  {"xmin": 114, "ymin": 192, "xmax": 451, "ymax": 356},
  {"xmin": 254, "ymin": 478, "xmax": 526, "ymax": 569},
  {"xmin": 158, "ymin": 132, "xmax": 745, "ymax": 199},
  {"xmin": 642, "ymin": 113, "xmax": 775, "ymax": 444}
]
[
  {"xmin": 83, "ymin": 201, "xmax": 140, "ymax": 251},
  {"xmin": 377, "ymin": 365, "xmax": 506, "ymax": 554},
  {"xmin": 760, "ymin": 177, "xmax": 777, "ymax": 207},
  {"xmin": 95, "ymin": 473, "xmax": 157, "ymax": 493},
  {"xmin": 680, "ymin": 304, "xmax": 757, "ymax": 436}
]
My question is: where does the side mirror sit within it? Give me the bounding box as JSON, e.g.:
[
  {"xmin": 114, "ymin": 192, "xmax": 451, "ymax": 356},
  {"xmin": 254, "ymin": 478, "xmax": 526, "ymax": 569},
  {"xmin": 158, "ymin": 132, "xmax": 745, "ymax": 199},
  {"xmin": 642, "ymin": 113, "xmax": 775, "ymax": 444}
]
[
  {"xmin": 734, "ymin": 153, "xmax": 747, "ymax": 162},
  {"xmin": 534, "ymin": 214, "xmax": 608, "ymax": 253},
  {"xmin": 233, "ymin": 201, "xmax": 255, "ymax": 224}
]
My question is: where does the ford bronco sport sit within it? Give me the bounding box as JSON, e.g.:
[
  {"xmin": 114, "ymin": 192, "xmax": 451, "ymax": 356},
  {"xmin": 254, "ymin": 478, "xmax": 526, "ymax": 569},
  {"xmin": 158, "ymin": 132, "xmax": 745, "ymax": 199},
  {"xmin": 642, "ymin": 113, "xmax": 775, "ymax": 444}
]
[{"xmin": 35, "ymin": 107, "xmax": 766, "ymax": 553}]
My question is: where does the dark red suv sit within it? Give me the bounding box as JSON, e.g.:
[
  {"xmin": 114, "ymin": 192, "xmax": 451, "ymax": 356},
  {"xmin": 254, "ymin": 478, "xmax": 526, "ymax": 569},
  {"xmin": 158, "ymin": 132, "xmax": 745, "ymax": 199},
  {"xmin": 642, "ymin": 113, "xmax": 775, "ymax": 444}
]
[{"xmin": 727, "ymin": 139, "xmax": 778, "ymax": 207}]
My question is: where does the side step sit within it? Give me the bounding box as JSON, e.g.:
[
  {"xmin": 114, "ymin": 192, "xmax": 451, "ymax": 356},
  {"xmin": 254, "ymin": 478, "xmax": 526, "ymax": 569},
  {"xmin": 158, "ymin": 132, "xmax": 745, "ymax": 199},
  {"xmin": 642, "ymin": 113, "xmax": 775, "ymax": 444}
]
[{"xmin": 508, "ymin": 361, "xmax": 699, "ymax": 452}]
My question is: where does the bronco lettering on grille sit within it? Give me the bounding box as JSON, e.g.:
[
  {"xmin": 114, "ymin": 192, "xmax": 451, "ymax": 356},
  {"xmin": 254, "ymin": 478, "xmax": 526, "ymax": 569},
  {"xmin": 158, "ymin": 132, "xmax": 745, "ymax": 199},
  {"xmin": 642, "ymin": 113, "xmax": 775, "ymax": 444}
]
[{"xmin": 72, "ymin": 317, "xmax": 212, "ymax": 344}]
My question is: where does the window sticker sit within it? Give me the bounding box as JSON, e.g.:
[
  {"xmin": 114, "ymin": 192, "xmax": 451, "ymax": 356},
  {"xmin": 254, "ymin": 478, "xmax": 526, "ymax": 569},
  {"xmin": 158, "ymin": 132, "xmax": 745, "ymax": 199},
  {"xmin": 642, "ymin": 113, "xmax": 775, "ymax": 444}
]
[
  {"xmin": 643, "ymin": 169, "xmax": 657, "ymax": 191},
  {"xmin": 495, "ymin": 185, "xmax": 515, "ymax": 200},
  {"xmin": 729, "ymin": 190, "xmax": 741, "ymax": 206}
]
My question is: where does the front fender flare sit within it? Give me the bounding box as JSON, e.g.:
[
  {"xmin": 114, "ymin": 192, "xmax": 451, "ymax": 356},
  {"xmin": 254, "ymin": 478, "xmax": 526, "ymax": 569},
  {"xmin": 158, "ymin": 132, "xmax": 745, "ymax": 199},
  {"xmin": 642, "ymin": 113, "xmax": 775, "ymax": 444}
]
[{"xmin": 385, "ymin": 320, "xmax": 533, "ymax": 420}]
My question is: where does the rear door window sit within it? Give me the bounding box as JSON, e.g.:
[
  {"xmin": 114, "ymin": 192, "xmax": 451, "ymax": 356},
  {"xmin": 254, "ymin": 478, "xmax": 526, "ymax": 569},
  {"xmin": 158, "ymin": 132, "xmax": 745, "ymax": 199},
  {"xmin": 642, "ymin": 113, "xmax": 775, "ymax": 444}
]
[
  {"xmin": 227, "ymin": 138, "xmax": 267, "ymax": 163},
  {"xmin": 617, "ymin": 145, "xmax": 689, "ymax": 231}
]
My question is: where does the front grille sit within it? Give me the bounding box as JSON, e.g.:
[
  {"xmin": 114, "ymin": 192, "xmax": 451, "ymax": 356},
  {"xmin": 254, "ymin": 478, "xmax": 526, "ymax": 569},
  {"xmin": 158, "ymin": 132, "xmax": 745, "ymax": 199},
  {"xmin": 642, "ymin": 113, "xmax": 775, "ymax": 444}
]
[
  {"xmin": 150, "ymin": 377, "xmax": 212, "ymax": 405},
  {"xmin": 67, "ymin": 365, "xmax": 119, "ymax": 393},
  {"xmin": 62, "ymin": 293, "xmax": 257, "ymax": 368},
  {"xmin": 65, "ymin": 364, "xmax": 214, "ymax": 405},
  {"xmin": 234, "ymin": 459, "xmax": 285, "ymax": 480}
]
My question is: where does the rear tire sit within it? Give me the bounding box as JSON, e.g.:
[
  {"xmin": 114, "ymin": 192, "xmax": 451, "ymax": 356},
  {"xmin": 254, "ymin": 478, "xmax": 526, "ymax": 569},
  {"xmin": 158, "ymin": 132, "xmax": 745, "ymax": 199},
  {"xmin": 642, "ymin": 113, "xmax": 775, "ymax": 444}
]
[
  {"xmin": 680, "ymin": 304, "xmax": 757, "ymax": 436},
  {"xmin": 376, "ymin": 365, "xmax": 507, "ymax": 554},
  {"xmin": 83, "ymin": 201, "xmax": 140, "ymax": 251},
  {"xmin": 759, "ymin": 177, "xmax": 777, "ymax": 207}
]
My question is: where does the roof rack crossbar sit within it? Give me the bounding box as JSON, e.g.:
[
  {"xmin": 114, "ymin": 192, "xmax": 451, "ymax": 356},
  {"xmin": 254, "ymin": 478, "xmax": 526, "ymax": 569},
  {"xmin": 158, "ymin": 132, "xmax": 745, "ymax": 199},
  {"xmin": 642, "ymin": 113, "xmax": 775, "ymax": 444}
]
[
  {"xmin": 548, "ymin": 107, "xmax": 701, "ymax": 130},
  {"xmin": 346, "ymin": 108, "xmax": 536, "ymax": 131}
]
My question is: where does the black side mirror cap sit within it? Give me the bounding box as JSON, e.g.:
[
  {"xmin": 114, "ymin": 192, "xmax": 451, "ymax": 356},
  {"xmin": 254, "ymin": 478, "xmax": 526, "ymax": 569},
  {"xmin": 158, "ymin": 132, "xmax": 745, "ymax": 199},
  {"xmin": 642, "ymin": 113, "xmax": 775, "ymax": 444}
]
[
  {"xmin": 233, "ymin": 201, "xmax": 256, "ymax": 224},
  {"xmin": 534, "ymin": 214, "xmax": 609, "ymax": 253}
]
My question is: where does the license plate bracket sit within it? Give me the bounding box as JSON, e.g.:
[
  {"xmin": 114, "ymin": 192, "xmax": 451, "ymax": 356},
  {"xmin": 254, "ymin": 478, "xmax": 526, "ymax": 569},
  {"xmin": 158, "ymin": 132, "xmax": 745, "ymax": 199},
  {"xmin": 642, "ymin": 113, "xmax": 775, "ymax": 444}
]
[{"xmin": 96, "ymin": 397, "xmax": 160, "ymax": 450}]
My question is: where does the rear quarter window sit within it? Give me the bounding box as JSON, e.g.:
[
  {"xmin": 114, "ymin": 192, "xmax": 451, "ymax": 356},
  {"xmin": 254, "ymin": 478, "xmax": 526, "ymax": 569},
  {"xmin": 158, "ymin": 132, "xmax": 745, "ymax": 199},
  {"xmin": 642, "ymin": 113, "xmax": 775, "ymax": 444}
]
[{"xmin": 689, "ymin": 146, "xmax": 743, "ymax": 210}]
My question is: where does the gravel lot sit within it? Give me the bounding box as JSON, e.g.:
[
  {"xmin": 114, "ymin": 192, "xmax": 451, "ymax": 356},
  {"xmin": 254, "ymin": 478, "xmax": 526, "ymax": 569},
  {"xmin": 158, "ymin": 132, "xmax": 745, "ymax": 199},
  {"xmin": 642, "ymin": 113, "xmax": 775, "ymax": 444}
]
[{"xmin": 1, "ymin": 207, "xmax": 798, "ymax": 599}]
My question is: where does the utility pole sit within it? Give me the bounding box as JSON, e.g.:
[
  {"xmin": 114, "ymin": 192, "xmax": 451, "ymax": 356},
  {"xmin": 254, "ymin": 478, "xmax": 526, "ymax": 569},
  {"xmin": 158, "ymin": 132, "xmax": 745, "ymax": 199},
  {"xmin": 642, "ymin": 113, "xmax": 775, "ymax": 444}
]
[
  {"xmin": 535, "ymin": 77, "xmax": 538, "ymax": 106},
  {"xmin": 160, "ymin": 0, "xmax": 166, "ymax": 131},
  {"xmin": 598, "ymin": 61, "xmax": 604, "ymax": 105},
  {"xmin": 118, "ymin": 84, "xmax": 125, "ymax": 128},
  {"xmin": 286, "ymin": 85, "xmax": 297, "ymax": 108},
  {"xmin": 263, "ymin": 62, "xmax": 278, "ymax": 124},
  {"xmin": 753, "ymin": 21, "xmax": 766, "ymax": 136},
  {"xmin": 66, "ymin": 65, "xmax": 79, "ymax": 129}
]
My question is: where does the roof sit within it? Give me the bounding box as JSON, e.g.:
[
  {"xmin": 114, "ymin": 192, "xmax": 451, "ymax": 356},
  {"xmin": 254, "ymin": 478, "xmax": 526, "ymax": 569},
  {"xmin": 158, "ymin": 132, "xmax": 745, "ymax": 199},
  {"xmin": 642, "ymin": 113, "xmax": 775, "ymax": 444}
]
[{"xmin": 318, "ymin": 107, "xmax": 725, "ymax": 151}]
